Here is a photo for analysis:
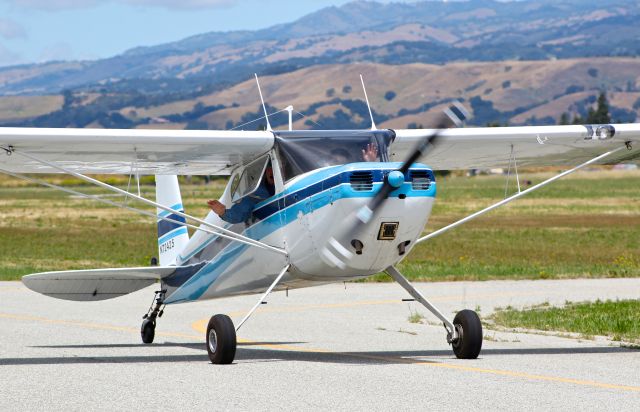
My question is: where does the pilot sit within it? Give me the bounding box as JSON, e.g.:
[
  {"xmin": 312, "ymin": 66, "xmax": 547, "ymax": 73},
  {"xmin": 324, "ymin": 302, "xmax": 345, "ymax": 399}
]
[
  {"xmin": 207, "ymin": 166, "xmax": 275, "ymax": 224},
  {"xmin": 329, "ymin": 143, "xmax": 378, "ymax": 165},
  {"xmin": 330, "ymin": 148, "xmax": 352, "ymax": 164}
]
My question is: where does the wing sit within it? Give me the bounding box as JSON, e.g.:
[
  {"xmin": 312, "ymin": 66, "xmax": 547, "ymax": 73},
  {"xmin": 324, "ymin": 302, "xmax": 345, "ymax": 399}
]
[
  {"xmin": 21, "ymin": 266, "xmax": 177, "ymax": 301},
  {"xmin": 0, "ymin": 127, "xmax": 274, "ymax": 175},
  {"xmin": 391, "ymin": 124, "xmax": 640, "ymax": 170}
]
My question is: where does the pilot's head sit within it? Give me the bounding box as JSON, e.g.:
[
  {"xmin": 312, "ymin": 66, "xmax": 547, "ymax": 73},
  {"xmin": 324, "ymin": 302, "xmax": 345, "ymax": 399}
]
[
  {"xmin": 265, "ymin": 166, "xmax": 274, "ymax": 185},
  {"xmin": 330, "ymin": 148, "xmax": 351, "ymax": 164}
]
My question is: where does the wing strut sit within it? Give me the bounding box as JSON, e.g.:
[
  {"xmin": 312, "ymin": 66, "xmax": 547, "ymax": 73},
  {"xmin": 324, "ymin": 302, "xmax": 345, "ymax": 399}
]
[
  {"xmin": 4, "ymin": 148, "xmax": 288, "ymax": 257},
  {"xmin": 235, "ymin": 264, "xmax": 290, "ymax": 332},
  {"xmin": 416, "ymin": 145, "xmax": 627, "ymax": 245},
  {"xmin": 0, "ymin": 166, "xmax": 285, "ymax": 256}
]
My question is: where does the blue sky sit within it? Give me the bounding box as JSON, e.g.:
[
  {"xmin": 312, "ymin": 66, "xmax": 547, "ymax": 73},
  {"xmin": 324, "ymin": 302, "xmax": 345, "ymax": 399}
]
[{"xmin": 0, "ymin": 0, "xmax": 373, "ymax": 67}]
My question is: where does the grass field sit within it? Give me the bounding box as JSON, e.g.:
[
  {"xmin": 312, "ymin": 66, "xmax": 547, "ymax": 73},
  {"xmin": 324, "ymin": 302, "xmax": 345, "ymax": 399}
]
[
  {"xmin": 0, "ymin": 169, "xmax": 638, "ymax": 281},
  {"xmin": 490, "ymin": 300, "xmax": 640, "ymax": 343}
]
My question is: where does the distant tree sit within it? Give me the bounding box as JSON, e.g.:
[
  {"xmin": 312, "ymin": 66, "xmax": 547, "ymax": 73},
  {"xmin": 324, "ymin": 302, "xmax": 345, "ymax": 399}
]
[
  {"xmin": 186, "ymin": 120, "xmax": 208, "ymax": 130},
  {"xmin": 486, "ymin": 120, "xmax": 512, "ymax": 127},
  {"xmin": 559, "ymin": 113, "xmax": 569, "ymax": 125},
  {"xmin": 384, "ymin": 91, "xmax": 396, "ymax": 101},
  {"xmin": 342, "ymin": 85, "xmax": 352, "ymax": 93},
  {"xmin": 586, "ymin": 91, "xmax": 611, "ymax": 124},
  {"xmin": 326, "ymin": 88, "xmax": 335, "ymax": 98},
  {"xmin": 565, "ymin": 85, "xmax": 584, "ymax": 94},
  {"xmin": 626, "ymin": 80, "xmax": 635, "ymax": 92},
  {"xmin": 62, "ymin": 90, "xmax": 74, "ymax": 109}
]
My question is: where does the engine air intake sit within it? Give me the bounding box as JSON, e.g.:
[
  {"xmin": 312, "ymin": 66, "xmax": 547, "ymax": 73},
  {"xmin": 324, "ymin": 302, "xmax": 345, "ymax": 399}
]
[
  {"xmin": 349, "ymin": 171, "xmax": 373, "ymax": 191},
  {"xmin": 410, "ymin": 170, "xmax": 431, "ymax": 190}
]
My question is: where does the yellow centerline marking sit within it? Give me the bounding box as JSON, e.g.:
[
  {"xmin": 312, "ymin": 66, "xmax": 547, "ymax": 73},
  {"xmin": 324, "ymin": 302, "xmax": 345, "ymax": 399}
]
[
  {"xmin": 190, "ymin": 318, "xmax": 640, "ymax": 394},
  {"xmin": 3, "ymin": 307, "xmax": 640, "ymax": 394},
  {"xmin": 0, "ymin": 313, "xmax": 200, "ymax": 340}
]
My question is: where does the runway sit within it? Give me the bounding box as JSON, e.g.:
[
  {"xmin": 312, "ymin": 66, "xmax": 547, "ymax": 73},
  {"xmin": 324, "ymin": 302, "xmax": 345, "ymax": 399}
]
[{"xmin": 1, "ymin": 278, "xmax": 639, "ymax": 411}]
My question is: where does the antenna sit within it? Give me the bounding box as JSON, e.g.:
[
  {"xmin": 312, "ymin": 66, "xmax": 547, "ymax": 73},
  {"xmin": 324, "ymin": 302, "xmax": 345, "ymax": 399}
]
[
  {"xmin": 360, "ymin": 74, "xmax": 377, "ymax": 130},
  {"xmin": 254, "ymin": 73, "xmax": 272, "ymax": 132},
  {"xmin": 285, "ymin": 105, "xmax": 293, "ymax": 131}
]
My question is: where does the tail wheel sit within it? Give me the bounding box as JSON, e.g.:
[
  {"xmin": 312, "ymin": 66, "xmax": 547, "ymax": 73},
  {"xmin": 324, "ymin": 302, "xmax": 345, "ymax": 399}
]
[
  {"xmin": 206, "ymin": 314, "xmax": 237, "ymax": 364},
  {"xmin": 141, "ymin": 319, "xmax": 155, "ymax": 344},
  {"xmin": 451, "ymin": 309, "xmax": 482, "ymax": 359}
]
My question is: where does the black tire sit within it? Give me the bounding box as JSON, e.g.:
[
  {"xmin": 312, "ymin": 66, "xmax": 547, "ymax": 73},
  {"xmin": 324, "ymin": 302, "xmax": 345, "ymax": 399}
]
[
  {"xmin": 206, "ymin": 314, "xmax": 237, "ymax": 364},
  {"xmin": 141, "ymin": 319, "xmax": 155, "ymax": 344},
  {"xmin": 451, "ymin": 309, "xmax": 482, "ymax": 359}
]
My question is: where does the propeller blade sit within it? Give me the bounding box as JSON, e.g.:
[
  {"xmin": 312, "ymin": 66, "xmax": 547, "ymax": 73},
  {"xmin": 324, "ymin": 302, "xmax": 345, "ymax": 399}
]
[{"xmin": 321, "ymin": 101, "xmax": 470, "ymax": 268}]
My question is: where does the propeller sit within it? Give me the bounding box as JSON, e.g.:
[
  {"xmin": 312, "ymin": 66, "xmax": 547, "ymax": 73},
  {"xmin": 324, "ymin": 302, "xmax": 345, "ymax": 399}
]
[{"xmin": 321, "ymin": 101, "xmax": 470, "ymax": 269}]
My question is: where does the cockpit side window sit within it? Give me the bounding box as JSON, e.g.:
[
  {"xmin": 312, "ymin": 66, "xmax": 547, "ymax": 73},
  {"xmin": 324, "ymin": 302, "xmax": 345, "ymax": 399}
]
[{"xmin": 230, "ymin": 156, "xmax": 269, "ymax": 203}]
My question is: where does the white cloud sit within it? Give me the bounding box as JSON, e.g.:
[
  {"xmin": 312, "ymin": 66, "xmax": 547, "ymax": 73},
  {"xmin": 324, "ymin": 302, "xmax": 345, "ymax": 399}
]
[
  {"xmin": 9, "ymin": 0, "xmax": 236, "ymax": 10},
  {"xmin": 0, "ymin": 18, "xmax": 27, "ymax": 40}
]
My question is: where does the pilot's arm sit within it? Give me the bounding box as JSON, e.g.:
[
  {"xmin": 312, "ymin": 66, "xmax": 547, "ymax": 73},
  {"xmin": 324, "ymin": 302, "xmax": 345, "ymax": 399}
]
[
  {"xmin": 208, "ymin": 197, "xmax": 254, "ymax": 224},
  {"xmin": 207, "ymin": 185, "xmax": 271, "ymax": 224}
]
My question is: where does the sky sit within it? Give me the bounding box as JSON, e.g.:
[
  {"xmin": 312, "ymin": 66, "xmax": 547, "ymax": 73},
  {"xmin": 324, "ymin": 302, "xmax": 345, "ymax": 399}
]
[{"xmin": 0, "ymin": 0, "xmax": 378, "ymax": 67}]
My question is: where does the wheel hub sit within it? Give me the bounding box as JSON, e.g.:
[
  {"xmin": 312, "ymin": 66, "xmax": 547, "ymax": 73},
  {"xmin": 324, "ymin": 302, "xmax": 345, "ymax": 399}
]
[
  {"xmin": 208, "ymin": 329, "xmax": 218, "ymax": 353},
  {"xmin": 450, "ymin": 324, "xmax": 464, "ymax": 348}
]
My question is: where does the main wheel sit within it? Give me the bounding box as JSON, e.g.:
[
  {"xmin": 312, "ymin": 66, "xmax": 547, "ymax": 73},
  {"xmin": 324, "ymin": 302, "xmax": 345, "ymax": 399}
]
[
  {"xmin": 451, "ymin": 309, "xmax": 482, "ymax": 359},
  {"xmin": 206, "ymin": 314, "xmax": 237, "ymax": 364},
  {"xmin": 141, "ymin": 319, "xmax": 155, "ymax": 344}
]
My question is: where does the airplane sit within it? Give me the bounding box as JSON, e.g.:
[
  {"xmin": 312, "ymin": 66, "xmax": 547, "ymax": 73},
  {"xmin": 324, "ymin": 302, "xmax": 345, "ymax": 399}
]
[{"xmin": 1, "ymin": 77, "xmax": 639, "ymax": 364}]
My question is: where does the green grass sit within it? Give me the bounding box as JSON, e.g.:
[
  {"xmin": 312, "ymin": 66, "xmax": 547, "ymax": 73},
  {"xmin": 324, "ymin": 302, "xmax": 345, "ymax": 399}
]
[
  {"xmin": 407, "ymin": 310, "xmax": 424, "ymax": 324},
  {"xmin": 0, "ymin": 169, "xmax": 639, "ymax": 281},
  {"xmin": 490, "ymin": 300, "xmax": 640, "ymax": 342}
]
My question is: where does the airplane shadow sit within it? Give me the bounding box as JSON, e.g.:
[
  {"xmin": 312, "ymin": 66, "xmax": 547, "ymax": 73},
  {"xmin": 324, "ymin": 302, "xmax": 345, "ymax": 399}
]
[
  {"xmin": 31, "ymin": 341, "xmax": 303, "ymax": 350},
  {"xmin": 1, "ymin": 342, "xmax": 636, "ymax": 366}
]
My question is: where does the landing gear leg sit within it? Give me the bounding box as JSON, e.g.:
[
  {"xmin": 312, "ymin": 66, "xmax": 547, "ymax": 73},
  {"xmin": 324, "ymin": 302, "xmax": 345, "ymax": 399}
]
[
  {"xmin": 141, "ymin": 289, "xmax": 166, "ymax": 344},
  {"xmin": 204, "ymin": 265, "xmax": 290, "ymax": 364},
  {"xmin": 385, "ymin": 266, "xmax": 482, "ymax": 359}
]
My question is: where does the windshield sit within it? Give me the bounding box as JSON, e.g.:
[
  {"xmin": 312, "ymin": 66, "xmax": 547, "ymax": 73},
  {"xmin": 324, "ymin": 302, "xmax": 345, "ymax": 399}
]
[{"xmin": 274, "ymin": 130, "xmax": 394, "ymax": 182}]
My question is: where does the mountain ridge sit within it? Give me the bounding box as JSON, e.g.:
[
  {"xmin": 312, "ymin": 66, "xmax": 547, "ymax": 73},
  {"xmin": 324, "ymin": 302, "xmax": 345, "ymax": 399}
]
[{"xmin": 1, "ymin": 0, "xmax": 639, "ymax": 96}]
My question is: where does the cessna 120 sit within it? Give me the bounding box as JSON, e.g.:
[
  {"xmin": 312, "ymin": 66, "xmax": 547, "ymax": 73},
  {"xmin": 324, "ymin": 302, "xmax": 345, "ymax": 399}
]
[{"xmin": 1, "ymin": 77, "xmax": 639, "ymax": 364}]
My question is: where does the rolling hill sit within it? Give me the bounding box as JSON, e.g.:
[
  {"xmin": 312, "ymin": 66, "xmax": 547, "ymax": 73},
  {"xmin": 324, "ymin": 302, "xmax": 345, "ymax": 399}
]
[
  {"xmin": 3, "ymin": 58, "xmax": 638, "ymax": 130},
  {"xmin": 1, "ymin": 0, "xmax": 639, "ymax": 96},
  {"xmin": 0, "ymin": 0, "xmax": 639, "ymax": 129}
]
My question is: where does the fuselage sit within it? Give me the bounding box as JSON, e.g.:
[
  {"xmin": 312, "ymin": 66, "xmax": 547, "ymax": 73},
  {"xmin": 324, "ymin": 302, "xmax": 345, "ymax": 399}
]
[{"xmin": 161, "ymin": 161, "xmax": 436, "ymax": 304}]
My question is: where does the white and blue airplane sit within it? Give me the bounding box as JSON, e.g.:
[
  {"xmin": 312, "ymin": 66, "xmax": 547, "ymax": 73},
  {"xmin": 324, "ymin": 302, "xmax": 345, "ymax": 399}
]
[{"xmin": 1, "ymin": 83, "xmax": 639, "ymax": 364}]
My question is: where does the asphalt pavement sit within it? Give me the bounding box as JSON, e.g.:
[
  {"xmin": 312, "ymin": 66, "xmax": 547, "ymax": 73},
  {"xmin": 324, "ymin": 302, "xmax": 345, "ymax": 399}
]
[{"xmin": 1, "ymin": 278, "xmax": 639, "ymax": 411}]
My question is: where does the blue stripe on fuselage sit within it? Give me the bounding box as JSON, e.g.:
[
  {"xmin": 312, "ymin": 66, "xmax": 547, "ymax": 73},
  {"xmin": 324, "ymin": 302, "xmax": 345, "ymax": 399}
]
[
  {"xmin": 253, "ymin": 163, "xmax": 433, "ymax": 220},
  {"xmin": 163, "ymin": 163, "xmax": 435, "ymax": 304},
  {"xmin": 164, "ymin": 241, "xmax": 248, "ymax": 304}
]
